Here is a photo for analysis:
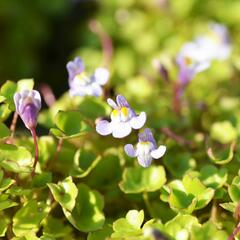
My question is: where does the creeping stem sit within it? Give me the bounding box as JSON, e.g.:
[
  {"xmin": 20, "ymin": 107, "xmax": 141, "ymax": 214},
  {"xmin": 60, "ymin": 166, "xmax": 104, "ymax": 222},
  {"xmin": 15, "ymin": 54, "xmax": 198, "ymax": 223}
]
[
  {"xmin": 30, "ymin": 127, "xmax": 39, "ymax": 176},
  {"xmin": 6, "ymin": 111, "xmax": 18, "ymax": 144},
  {"xmin": 228, "ymin": 222, "xmax": 240, "ymax": 240}
]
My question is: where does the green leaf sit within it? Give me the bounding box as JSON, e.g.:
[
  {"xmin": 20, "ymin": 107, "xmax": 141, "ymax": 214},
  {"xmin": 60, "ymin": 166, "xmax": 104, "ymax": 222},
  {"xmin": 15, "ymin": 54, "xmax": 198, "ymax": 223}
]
[
  {"xmin": 119, "ymin": 166, "xmax": 166, "ymax": 193},
  {"xmin": 111, "ymin": 210, "xmax": 144, "ymax": 238},
  {"xmin": 13, "ymin": 200, "xmax": 50, "ymax": 237},
  {"xmin": 38, "ymin": 136, "xmax": 57, "ymax": 165},
  {"xmin": 50, "ymin": 110, "xmax": 92, "ymax": 139},
  {"xmin": 0, "ymin": 122, "xmax": 10, "ymax": 139},
  {"xmin": 211, "ymin": 121, "xmax": 237, "ymax": 144},
  {"xmin": 17, "ymin": 79, "xmax": 34, "ymax": 92},
  {"xmin": 164, "ymin": 214, "xmax": 200, "ymax": 240},
  {"xmin": 48, "ymin": 176, "xmax": 78, "ymax": 211},
  {"xmin": 190, "ymin": 221, "xmax": 228, "ymax": 240},
  {"xmin": 87, "ymin": 224, "xmax": 112, "ymax": 240},
  {"xmin": 0, "ymin": 80, "xmax": 17, "ymax": 102},
  {"xmin": 167, "ymin": 174, "xmax": 214, "ymax": 213},
  {"xmin": 0, "ymin": 144, "xmax": 33, "ymax": 173},
  {"xmin": 76, "ymin": 97, "xmax": 111, "ymax": 119},
  {"xmin": 63, "ymin": 183, "xmax": 105, "ymax": 232},
  {"xmin": 229, "ymin": 175, "xmax": 240, "ymax": 202},
  {"xmin": 70, "ymin": 149, "xmax": 102, "ymax": 178},
  {"xmin": 32, "ymin": 172, "xmax": 52, "ymax": 188},
  {"xmin": 207, "ymin": 141, "xmax": 236, "ymax": 165},
  {"xmin": 220, "ymin": 202, "xmax": 237, "ymax": 213},
  {"xmin": 0, "ymin": 194, "xmax": 18, "ymax": 211},
  {"xmin": 199, "ymin": 165, "xmax": 228, "ymax": 189},
  {"xmin": 0, "ymin": 214, "xmax": 10, "ymax": 237},
  {"xmin": 42, "ymin": 216, "xmax": 72, "ymax": 238}
]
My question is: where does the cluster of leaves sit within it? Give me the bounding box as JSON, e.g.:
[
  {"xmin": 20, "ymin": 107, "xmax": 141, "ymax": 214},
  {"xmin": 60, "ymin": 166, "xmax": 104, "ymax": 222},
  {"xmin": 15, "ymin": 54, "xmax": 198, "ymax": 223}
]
[{"xmin": 1, "ymin": 0, "xmax": 240, "ymax": 240}]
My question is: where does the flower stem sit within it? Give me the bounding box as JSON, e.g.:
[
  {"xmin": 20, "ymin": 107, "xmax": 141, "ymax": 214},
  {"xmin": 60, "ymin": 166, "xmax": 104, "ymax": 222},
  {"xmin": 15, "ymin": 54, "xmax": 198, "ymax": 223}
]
[
  {"xmin": 89, "ymin": 20, "xmax": 113, "ymax": 66},
  {"xmin": 54, "ymin": 138, "xmax": 64, "ymax": 162},
  {"xmin": 228, "ymin": 222, "xmax": 240, "ymax": 240},
  {"xmin": 30, "ymin": 128, "xmax": 39, "ymax": 177},
  {"xmin": 143, "ymin": 192, "xmax": 154, "ymax": 218},
  {"xmin": 6, "ymin": 111, "xmax": 18, "ymax": 144}
]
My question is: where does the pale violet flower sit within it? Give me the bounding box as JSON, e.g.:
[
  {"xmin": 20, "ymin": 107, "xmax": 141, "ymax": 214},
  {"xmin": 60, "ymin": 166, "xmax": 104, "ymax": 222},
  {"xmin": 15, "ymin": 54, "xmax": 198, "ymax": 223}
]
[
  {"xmin": 96, "ymin": 95, "xmax": 146, "ymax": 138},
  {"xmin": 124, "ymin": 128, "xmax": 166, "ymax": 167},
  {"xmin": 176, "ymin": 42, "xmax": 211, "ymax": 86},
  {"xmin": 195, "ymin": 22, "xmax": 231, "ymax": 61},
  {"xmin": 14, "ymin": 90, "xmax": 41, "ymax": 130},
  {"xmin": 66, "ymin": 57, "xmax": 109, "ymax": 97}
]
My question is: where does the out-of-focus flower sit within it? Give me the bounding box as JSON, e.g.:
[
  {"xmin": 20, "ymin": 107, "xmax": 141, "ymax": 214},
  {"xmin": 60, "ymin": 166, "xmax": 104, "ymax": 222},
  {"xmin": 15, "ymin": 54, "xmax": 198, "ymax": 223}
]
[
  {"xmin": 176, "ymin": 42, "xmax": 211, "ymax": 86},
  {"xmin": 124, "ymin": 128, "xmax": 166, "ymax": 167},
  {"xmin": 195, "ymin": 22, "xmax": 231, "ymax": 61},
  {"xmin": 96, "ymin": 95, "xmax": 146, "ymax": 138},
  {"xmin": 14, "ymin": 90, "xmax": 41, "ymax": 130},
  {"xmin": 66, "ymin": 57, "xmax": 109, "ymax": 97}
]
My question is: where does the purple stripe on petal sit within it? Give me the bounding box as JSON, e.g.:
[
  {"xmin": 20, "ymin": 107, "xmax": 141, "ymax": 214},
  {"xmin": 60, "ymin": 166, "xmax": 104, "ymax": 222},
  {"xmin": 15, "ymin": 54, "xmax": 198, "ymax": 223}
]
[
  {"xmin": 138, "ymin": 128, "xmax": 156, "ymax": 146},
  {"xmin": 116, "ymin": 95, "xmax": 130, "ymax": 108},
  {"xmin": 151, "ymin": 145, "xmax": 166, "ymax": 159},
  {"xmin": 96, "ymin": 120, "xmax": 112, "ymax": 136},
  {"xmin": 124, "ymin": 144, "xmax": 137, "ymax": 157},
  {"xmin": 130, "ymin": 112, "xmax": 146, "ymax": 130},
  {"xmin": 66, "ymin": 57, "xmax": 85, "ymax": 82},
  {"xmin": 137, "ymin": 154, "xmax": 153, "ymax": 168}
]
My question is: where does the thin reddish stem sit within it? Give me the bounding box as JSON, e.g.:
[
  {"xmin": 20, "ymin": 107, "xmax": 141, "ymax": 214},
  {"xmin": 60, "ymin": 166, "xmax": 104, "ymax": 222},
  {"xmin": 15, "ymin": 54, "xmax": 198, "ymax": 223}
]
[
  {"xmin": 30, "ymin": 128, "xmax": 39, "ymax": 177},
  {"xmin": 6, "ymin": 111, "xmax": 18, "ymax": 144},
  {"xmin": 173, "ymin": 82, "xmax": 182, "ymax": 115},
  {"xmin": 54, "ymin": 138, "xmax": 63, "ymax": 162},
  {"xmin": 228, "ymin": 222, "xmax": 240, "ymax": 240},
  {"xmin": 89, "ymin": 20, "xmax": 113, "ymax": 66}
]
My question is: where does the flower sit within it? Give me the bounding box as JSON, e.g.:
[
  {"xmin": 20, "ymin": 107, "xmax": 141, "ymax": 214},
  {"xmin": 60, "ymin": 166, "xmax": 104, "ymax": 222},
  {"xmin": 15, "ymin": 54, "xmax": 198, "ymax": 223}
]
[
  {"xmin": 96, "ymin": 95, "xmax": 146, "ymax": 138},
  {"xmin": 176, "ymin": 42, "xmax": 211, "ymax": 86},
  {"xmin": 14, "ymin": 90, "xmax": 41, "ymax": 130},
  {"xmin": 195, "ymin": 22, "xmax": 231, "ymax": 61},
  {"xmin": 124, "ymin": 128, "xmax": 166, "ymax": 167},
  {"xmin": 66, "ymin": 57, "xmax": 109, "ymax": 97}
]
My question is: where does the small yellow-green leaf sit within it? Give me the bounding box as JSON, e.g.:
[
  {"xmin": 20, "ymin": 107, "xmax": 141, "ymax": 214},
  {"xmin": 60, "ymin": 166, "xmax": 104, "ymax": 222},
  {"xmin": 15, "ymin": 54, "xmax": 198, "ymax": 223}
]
[
  {"xmin": 119, "ymin": 166, "xmax": 166, "ymax": 193},
  {"xmin": 48, "ymin": 176, "xmax": 78, "ymax": 212}
]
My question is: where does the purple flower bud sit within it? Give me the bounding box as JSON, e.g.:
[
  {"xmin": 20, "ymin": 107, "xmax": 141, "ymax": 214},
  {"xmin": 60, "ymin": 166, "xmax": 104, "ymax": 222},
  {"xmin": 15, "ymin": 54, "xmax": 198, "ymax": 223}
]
[
  {"xmin": 124, "ymin": 128, "xmax": 166, "ymax": 167},
  {"xmin": 14, "ymin": 90, "xmax": 41, "ymax": 130},
  {"xmin": 66, "ymin": 57, "xmax": 109, "ymax": 97},
  {"xmin": 96, "ymin": 95, "xmax": 146, "ymax": 138}
]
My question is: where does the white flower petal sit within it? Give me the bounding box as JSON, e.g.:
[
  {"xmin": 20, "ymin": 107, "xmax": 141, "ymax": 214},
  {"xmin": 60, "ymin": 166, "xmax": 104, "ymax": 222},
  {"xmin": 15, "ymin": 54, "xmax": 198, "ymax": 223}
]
[
  {"xmin": 94, "ymin": 67, "xmax": 109, "ymax": 85},
  {"xmin": 96, "ymin": 120, "xmax": 112, "ymax": 136},
  {"xmin": 107, "ymin": 98, "xmax": 117, "ymax": 109},
  {"xmin": 112, "ymin": 121, "xmax": 131, "ymax": 138},
  {"xmin": 151, "ymin": 145, "xmax": 166, "ymax": 159},
  {"xmin": 130, "ymin": 112, "xmax": 146, "ymax": 129}
]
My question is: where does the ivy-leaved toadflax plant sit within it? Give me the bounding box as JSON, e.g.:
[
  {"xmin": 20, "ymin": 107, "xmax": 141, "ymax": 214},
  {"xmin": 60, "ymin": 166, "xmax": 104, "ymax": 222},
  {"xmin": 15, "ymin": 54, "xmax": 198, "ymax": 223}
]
[
  {"xmin": 96, "ymin": 95, "xmax": 146, "ymax": 138},
  {"xmin": 67, "ymin": 56, "xmax": 109, "ymax": 97},
  {"xmin": 124, "ymin": 128, "xmax": 166, "ymax": 167},
  {"xmin": 14, "ymin": 89, "xmax": 41, "ymax": 176}
]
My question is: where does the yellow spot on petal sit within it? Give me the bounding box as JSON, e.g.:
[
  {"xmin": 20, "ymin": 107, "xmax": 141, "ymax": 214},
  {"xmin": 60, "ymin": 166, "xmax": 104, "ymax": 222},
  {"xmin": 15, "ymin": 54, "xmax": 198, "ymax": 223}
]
[
  {"xmin": 121, "ymin": 107, "xmax": 129, "ymax": 117},
  {"xmin": 75, "ymin": 72, "xmax": 88, "ymax": 82},
  {"xmin": 184, "ymin": 57, "xmax": 192, "ymax": 66},
  {"xmin": 112, "ymin": 109, "xmax": 119, "ymax": 117}
]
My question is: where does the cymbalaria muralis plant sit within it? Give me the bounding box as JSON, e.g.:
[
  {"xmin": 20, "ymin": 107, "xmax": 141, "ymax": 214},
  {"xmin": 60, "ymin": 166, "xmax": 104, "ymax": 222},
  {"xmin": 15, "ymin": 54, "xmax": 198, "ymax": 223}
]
[{"xmin": 0, "ymin": 17, "xmax": 240, "ymax": 240}]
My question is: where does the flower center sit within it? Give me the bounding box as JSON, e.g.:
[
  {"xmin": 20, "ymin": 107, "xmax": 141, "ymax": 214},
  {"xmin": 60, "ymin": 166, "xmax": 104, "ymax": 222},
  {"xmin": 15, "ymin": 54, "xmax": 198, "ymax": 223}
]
[
  {"xmin": 73, "ymin": 72, "xmax": 90, "ymax": 86},
  {"xmin": 110, "ymin": 107, "xmax": 131, "ymax": 122},
  {"xmin": 137, "ymin": 141, "xmax": 154, "ymax": 156},
  {"xmin": 184, "ymin": 56, "xmax": 193, "ymax": 66}
]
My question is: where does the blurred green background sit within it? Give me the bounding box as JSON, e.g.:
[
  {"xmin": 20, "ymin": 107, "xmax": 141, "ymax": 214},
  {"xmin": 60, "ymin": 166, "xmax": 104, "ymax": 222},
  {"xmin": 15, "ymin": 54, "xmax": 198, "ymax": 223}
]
[{"xmin": 0, "ymin": 0, "xmax": 240, "ymax": 96}]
